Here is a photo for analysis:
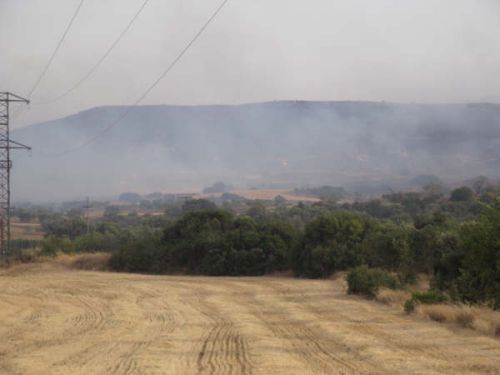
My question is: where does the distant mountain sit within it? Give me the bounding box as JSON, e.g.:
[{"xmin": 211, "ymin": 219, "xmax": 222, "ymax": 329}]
[{"xmin": 11, "ymin": 101, "xmax": 500, "ymax": 201}]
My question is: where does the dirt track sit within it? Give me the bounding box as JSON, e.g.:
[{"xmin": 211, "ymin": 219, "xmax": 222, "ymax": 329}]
[{"xmin": 0, "ymin": 264, "xmax": 499, "ymax": 374}]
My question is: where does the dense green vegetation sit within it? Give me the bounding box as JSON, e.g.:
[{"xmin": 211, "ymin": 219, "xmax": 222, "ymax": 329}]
[
  {"xmin": 11, "ymin": 180, "xmax": 500, "ymax": 309},
  {"xmin": 403, "ymin": 291, "xmax": 449, "ymax": 314},
  {"xmin": 109, "ymin": 210, "xmax": 295, "ymax": 276},
  {"xmin": 346, "ymin": 266, "xmax": 399, "ymax": 298}
]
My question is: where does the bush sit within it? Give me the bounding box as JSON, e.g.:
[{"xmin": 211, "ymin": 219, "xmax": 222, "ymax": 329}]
[
  {"xmin": 455, "ymin": 310, "xmax": 475, "ymax": 328},
  {"xmin": 9, "ymin": 239, "xmax": 39, "ymax": 252},
  {"xmin": 293, "ymin": 211, "xmax": 371, "ymax": 278},
  {"xmin": 404, "ymin": 291, "xmax": 448, "ymax": 314},
  {"xmin": 11, "ymin": 249, "xmax": 38, "ymax": 263},
  {"xmin": 40, "ymin": 236, "xmax": 74, "ymax": 256},
  {"xmin": 109, "ymin": 210, "xmax": 297, "ymax": 276},
  {"xmin": 108, "ymin": 231, "xmax": 163, "ymax": 273},
  {"xmin": 450, "ymin": 187, "xmax": 474, "ymax": 202},
  {"xmin": 346, "ymin": 266, "xmax": 399, "ymax": 298},
  {"xmin": 454, "ymin": 201, "xmax": 500, "ymax": 309},
  {"xmin": 424, "ymin": 306, "xmax": 448, "ymax": 322},
  {"xmin": 404, "ymin": 299, "xmax": 415, "ymax": 314},
  {"xmin": 411, "ymin": 291, "xmax": 448, "ymax": 304}
]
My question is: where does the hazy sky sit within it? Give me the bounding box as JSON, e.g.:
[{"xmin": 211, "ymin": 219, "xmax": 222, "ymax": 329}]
[{"xmin": 2, "ymin": 0, "xmax": 500, "ymax": 128}]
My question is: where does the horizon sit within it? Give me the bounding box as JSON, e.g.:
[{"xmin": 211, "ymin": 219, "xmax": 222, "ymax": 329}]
[
  {"xmin": 11, "ymin": 101, "xmax": 500, "ymax": 202},
  {"xmin": 3, "ymin": 0, "xmax": 500, "ymax": 128},
  {"xmin": 15, "ymin": 99, "xmax": 500, "ymax": 130}
]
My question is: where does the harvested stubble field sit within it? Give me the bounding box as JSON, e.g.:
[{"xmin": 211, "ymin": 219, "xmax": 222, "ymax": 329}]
[
  {"xmin": 0, "ymin": 263, "xmax": 499, "ymax": 374},
  {"xmin": 10, "ymin": 222, "xmax": 43, "ymax": 241}
]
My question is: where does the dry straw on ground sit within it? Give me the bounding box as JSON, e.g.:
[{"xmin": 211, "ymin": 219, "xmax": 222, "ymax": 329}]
[
  {"xmin": 419, "ymin": 304, "xmax": 500, "ymax": 337},
  {"xmin": 0, "ymin": 262, "xmax": 499, "ymax": 374},
  {"xmin": 54, "ymin": 253, "xmax": 111, "ymax": 271},
  {"xmin": 375, "ymin": 288, "xmax": 410, "ymax": 306}
]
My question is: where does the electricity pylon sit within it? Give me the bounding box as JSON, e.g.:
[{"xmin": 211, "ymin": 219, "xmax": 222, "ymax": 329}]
[{"xmin": 0, "ymin": 92, "xmax": 31, "ymax": 257}]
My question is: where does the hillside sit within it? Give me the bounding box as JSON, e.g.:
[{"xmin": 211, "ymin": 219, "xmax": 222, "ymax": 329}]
[{"xmin": 12, "ymin": 101, "xmax": 500, "ymax": 201}]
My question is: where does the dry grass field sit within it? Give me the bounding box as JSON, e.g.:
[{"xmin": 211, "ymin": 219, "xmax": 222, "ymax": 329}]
[
  {"xmin": 0, "ymin": 262, "xmax": 499, "ymax": 374},
  {"xmin": 10, "ymin": 222, "xmax": 43, "ymax": 241}
]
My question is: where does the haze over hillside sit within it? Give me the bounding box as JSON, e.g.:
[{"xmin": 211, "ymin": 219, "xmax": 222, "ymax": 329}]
[{"xmin": 12, "ymin": 101, "xmax": 500, "ymax": 201}]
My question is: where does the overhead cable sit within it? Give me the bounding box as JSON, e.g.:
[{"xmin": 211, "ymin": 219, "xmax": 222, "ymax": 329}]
[
  {"xmin": 35, "ymin": 0, "xmax": 151, "ymax": 105},
  {"xmin": 47, "ymin": 0, "xmax": 230, "ymax": 156}
]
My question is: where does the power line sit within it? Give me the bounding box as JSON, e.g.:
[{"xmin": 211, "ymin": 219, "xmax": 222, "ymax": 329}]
[
  {"xmin": 26, "ymin": 0, "xmax": 85, "ymax": 99},
  {"xmin": 35, "ymin": 0, "xmax": 150, "ymax": 105},
  {"xmin": 13, "ymin": 0, "xmax": 85, "ymax": 119},
  {"xmin": 46, "ymin": 0, "xmax": 230, "ymax": 157}
]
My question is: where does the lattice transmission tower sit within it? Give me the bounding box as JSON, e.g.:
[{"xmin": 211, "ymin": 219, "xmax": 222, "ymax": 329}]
[{"xmin": 0, "ymin": 92, "xmax": 31, "ymax": 257}]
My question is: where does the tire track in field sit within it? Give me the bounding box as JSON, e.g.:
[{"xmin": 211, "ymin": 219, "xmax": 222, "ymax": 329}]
[
  {"xmin": 104, "ymin": 283, "xmax": 182, "ymax": 374},
  {"xmin": 57, "ymin": 285, "xmax": 177, "ymax": 374},
  {"xmin": 136, "ymin": 288, "xmax": 177, "ymax": 335},
  {"xmin": 259, "ymin": 280, "xmax": 498, "ymax": 374},
  {"xmin": 55, "ymin": 342, "xmax": 113, "ymax": 367},
  {"xmin": 107, "ymin": 340, "xmax": 150, "ymax": 375},
  {"xmin": 268, "ymin": 282, "xmax": 457, "ymax": 361},
  {"xmin": 244, "ymin": 300, "xmax": 359, "ymax": 373},
  {"xmin": 183, "ymin": 289, "xmax": 253, "ymax": 375},
  {"xmin": 230, "ymin": 280, "xmax": 375, "ymax": 374},
  {"xmin": 1, "ymin": 266, "xmax": 500, "ymax": 374},
  {"xmin": 197, "ymin": 321, "xmax": 251, "ymax": 375}
]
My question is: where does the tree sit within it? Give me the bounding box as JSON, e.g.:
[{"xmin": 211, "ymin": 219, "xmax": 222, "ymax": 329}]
[
  {"xmin": 15, "ymin": 208, "xmax": 34, "ymax": 223},
  {"xmin": 455, "ymin": 200, "xmax": 500, "ymax": 309},
  {"xmin": 246, "ymin": 202, "xmax": 267, "ymax": 222},
  {"xmin": 274, "ymin": 195, "xmax": 287, "ymax": 205},
  {"xmin": 472, "ymin": 176, "xmax": 490, "ymax": 195},
  {"xmin": 41, "ymin": 217, "xmax": 86, "ymax": 239},
  {"xmin": 362, "ymin": 222, "xmax": 413, "ymax": 272},
  {"xmin": 182, "ymin": 199, "xmax": 217, "ymax": 212},
  {"xmin": 293, "ymin": 211, "xmax": 371, "ymax": 278},
  {"xmin": 119, "ymin": 192, "xmax": 142, "ymax": 204},
  {"xmin": 450, "ymin": 186, "xmax": 474, "ymax": 202},
  {"xmin": 203, "ymin": 182, "xmax": 233, "ymax": 194},
  {"xmin": 103, "ymin": 206, "xmax": 120, "ymax": 220}
]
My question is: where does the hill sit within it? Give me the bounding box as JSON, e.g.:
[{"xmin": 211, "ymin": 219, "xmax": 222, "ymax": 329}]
[{"xmin": 11, "ymin": 101, "xmax": 500, "ymax": 201}]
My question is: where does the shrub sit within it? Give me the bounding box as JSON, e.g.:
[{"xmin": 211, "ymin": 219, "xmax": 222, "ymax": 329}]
[
  {"xmin": 455, "ymin": 310, "xmax": 475, "ymax": 328},
  {"xmin": 472, "ymin": 309, "xmax": 500, "ymax": 337},
  {"xmin": 411, "ymin": 291, "xmax": 448, "ymax": 304},
  {"xmin": 424, "ymin": 305, "xmax": 448, "ymax": 322},
  {"xmin": 11, "ymin": 249, "xmax": 38, "ymax": 263},
  {"xmin": 108, "ymin": 235, "xmax": 162, "ymax": 273},
  {"xmin": 346, "ymin": 266, "xmax": 399, "ymax": 298},
  {"xmin": 454, "ymin": 200, "xmax": 500, "ymax": 309},
  {"xmin": 109, "ymin": 210, "xmax": 297, "ymax": 276},
  {"xmin": 404, "ymin": 299, "xmax": 415, "ymax": 314},
  {"xmin": 404, "ymin": 291, "xmax": 448, "ymax": 314},
  {"xmin": 9, "ymin": 239, "xmax": 39, "ymax": 252},
  {"xmin": 362, "ymin": 222, "xmax": 413, "ymax": 271},
  {"xmin": 40, "ymin": 236, "xmax": 74, "ymax": 256},
  {"xmin": 450, "ymin": 186, "xmax": 474, "ymax": 202},
  {"xmin": 294, "ymin": 211, "xmax": 371, "ymax": 278}
]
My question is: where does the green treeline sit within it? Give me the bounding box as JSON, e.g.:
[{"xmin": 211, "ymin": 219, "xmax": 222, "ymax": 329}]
[
  {"xmin": 107, "ymin": 201, "xmax": 499, "ymax": 309},
  {"xmin": 110, "ymin": 210, "xmax": 294, "ymax": 276},
  {"xmin": 26, "ymin": 187, "xmax": 500, "ymax": 309}
]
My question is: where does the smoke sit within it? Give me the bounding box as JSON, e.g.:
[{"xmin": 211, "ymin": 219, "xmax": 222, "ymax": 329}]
[
  {"xmin": 3, "ymin": 1, "xmax": 500, "ymax": 201},
  {"xmin": 2, "ymin": 0, "xmax": 500, "ymax": 129},
  {"xmin": 10, "ymin": 101, "xmax": 500, "ymax": 202}
]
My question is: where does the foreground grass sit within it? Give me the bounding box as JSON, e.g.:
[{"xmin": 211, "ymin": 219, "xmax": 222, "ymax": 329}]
[{"xmin": 0, "ymin": 262, "xmax": 499, "ymax": 374}]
